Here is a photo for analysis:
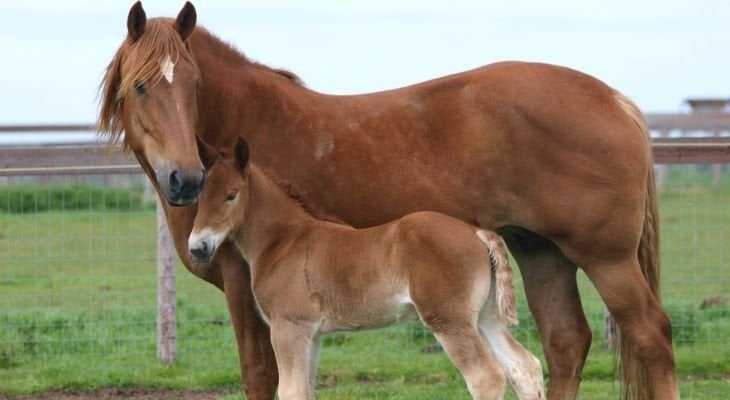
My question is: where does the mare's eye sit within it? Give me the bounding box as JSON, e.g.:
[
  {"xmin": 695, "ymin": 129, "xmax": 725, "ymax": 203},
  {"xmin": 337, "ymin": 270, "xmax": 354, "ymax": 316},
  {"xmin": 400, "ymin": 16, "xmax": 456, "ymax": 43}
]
[
  {"xmin": 226, "ymin": 191, "xmax": 238, "ymax": 201},
  {"xmin": 134, "ymin": 82, "xmax": 146, "ymax": 95}
]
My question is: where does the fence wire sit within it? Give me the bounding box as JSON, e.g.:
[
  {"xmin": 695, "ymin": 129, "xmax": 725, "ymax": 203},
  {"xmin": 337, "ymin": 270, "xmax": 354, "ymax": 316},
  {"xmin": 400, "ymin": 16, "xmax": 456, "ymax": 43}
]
[{"xmin": 0, "ymin": 165, "xmax": 727, "ymax": 385}]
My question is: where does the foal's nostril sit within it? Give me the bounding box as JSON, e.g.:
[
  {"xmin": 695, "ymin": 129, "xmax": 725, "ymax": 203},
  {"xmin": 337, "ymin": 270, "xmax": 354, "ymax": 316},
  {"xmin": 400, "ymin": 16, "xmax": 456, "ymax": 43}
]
[
  {"xmin": 169, "ymin": 170, "xmax": 181, "ymax": 194},
  {"xmin": 190, "ymin": 241, "xmax": 211, "ymax": 261}
]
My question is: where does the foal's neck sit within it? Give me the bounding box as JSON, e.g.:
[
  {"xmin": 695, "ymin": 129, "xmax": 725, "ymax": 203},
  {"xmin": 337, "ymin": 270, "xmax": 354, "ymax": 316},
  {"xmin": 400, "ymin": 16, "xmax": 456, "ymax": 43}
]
[{"xmin": 234, "ymin": 166, "xmax": 318, "ymax": 263}]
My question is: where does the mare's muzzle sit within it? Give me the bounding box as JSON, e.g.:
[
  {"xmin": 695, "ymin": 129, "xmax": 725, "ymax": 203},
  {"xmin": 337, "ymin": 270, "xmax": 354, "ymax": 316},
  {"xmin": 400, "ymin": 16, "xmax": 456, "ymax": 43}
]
[{"xmin": 159, "ymin": 167, "xmax": 206, "ymax": 206}]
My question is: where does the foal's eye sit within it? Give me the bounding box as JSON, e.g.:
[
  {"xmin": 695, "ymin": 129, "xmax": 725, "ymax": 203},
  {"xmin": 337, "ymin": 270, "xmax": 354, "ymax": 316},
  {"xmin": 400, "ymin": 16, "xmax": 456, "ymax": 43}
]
[
  {"xmin": 225, "ymin": 191, "xmax": 238, "ymax": 201},
  {"xmin": 134, "ymin": 82, "xmax": 146, "ymax": 95}
]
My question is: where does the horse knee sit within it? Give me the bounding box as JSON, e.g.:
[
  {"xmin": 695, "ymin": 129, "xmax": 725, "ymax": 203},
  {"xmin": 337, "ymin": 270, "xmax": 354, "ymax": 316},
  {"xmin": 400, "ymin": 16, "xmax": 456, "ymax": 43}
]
[
  {"xmin": 547, "ymin": 321, "xmax": 591, "ymax": 352},
  {"xmin": 544, "ymin": 323, "xmax": 591, "ymax": 375},
  {"xmin": 628, "ymin": 307, "xmax": 675, "ymax": 364}
]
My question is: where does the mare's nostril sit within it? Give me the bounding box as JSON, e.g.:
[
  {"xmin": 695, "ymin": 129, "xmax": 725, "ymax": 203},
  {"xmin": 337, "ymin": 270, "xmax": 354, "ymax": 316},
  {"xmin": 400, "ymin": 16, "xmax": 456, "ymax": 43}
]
[
  {"xmin": 169, "ymin": 170, "xmax": 181, "ymax": 194},
  {"xmin": 197, "ymin": 170, "xmax": 206, "ymax": 194}
]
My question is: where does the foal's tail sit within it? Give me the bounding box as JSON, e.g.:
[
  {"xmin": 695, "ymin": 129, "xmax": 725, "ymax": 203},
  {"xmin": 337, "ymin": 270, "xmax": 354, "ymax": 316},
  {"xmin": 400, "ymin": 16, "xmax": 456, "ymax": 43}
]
[
  {"xmin": 615, "ymin": 92, "xmax": 662, "ymax": 400},
  {"xmin": 476, "ymin": 230, "xmax": 518, "ymax": 326}
]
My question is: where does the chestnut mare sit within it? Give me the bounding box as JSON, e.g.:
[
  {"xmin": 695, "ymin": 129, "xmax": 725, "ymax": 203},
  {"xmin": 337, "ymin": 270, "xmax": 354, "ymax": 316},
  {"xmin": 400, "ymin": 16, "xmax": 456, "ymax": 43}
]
[
  {"xmin": 98, "ymin": 2, "xmax": 678, "ymax": 399},
  {"xmin": 188, "ymin": 137, "xmax": 544, "ymax": 400}
]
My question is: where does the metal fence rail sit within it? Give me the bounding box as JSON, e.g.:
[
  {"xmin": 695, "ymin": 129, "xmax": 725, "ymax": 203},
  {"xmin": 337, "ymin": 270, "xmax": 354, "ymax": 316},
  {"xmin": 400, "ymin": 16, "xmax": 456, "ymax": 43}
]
[{"xmin": 0, "ymin": 120, "xmax": 728, "ymax": 385}]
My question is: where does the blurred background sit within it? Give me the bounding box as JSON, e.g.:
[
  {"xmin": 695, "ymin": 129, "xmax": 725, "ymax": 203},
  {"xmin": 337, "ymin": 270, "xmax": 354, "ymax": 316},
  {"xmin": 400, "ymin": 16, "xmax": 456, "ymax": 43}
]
[
  {"xmin": 0, "ymin": 1, "xmax": 728, "ymax": 399},
  {"xmin": 1, "ymin": 0, "xmax": 729, "ymax": 126}
]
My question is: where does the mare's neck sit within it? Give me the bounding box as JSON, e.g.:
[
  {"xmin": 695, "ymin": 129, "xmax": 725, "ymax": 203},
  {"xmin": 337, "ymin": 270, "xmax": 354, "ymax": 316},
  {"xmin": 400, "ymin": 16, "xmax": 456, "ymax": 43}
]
[
  {"xmin": 190, "ymin": 30, "xmax": 317, "ymax": 150},
  {"xmin": 234, "ymin": 165, "xmax": 316, "ymax": 264}
]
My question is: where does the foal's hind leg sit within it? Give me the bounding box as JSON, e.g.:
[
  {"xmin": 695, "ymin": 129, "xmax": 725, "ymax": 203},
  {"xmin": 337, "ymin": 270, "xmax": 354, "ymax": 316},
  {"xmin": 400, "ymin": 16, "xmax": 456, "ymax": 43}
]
[
  {"xmin": 503, "ymin": 233, "xmax": 591, "ymax": 400},
  {"xmin": 433, "ymin": 325, "xmax": 507, "ymax": 400},
  {"xmin": 479, "ymin": 312, "xmax": 544, "ymax": 400}
]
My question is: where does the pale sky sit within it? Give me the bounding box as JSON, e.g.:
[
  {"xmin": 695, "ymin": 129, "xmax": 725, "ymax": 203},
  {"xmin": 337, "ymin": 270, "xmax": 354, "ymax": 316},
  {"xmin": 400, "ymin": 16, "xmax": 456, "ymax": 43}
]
[{"xmin": 0, "ymin": 0, "xmax": 728, "ymax": 126}]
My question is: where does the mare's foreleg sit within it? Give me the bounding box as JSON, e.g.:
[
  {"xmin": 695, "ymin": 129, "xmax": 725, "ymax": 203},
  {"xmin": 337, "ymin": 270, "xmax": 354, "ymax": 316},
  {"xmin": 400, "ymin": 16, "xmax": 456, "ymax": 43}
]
[
  {"xmin": 503, "ymin": 233, "xmax": 591, "ymax": 400},
  {"xmin": 217, "ymin": 243, "xmax": 279, "ymax": 400}
]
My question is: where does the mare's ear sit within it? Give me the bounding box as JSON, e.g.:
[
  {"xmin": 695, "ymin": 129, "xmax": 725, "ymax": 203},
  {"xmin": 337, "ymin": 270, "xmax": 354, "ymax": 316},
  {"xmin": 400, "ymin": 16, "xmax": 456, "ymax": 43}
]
[
  {"xmin": 127, "ymin": 1, "xmax": 146, "ymax": 43},
  {"xmin": 196, "ymin": 136, "xmax": 219, "ymax": 169},
  {"xmin": 175, "ymin": 2, "xmax": 197, "ymax": 41},
  {"xmin": 234, "ymin": 137, "xmax": 250, "ymax": 172}
]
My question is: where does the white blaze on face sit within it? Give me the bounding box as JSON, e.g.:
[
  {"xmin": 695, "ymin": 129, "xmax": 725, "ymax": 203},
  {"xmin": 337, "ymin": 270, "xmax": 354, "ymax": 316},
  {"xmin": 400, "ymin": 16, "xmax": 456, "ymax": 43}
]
[
  {"xmin": 188, "ymin": 227, "xmax": 226, "ymax": 255},
  {"xmin": 161, "ymin": 54, "xmax": 175, "ymax": 83}
]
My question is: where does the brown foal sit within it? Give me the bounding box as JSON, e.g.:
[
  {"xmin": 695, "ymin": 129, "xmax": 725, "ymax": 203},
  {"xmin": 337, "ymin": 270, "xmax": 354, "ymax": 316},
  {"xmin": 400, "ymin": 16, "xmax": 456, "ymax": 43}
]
[{"xmin": 188, "ymin": 138, "xmax": 544, "ymax": 400}]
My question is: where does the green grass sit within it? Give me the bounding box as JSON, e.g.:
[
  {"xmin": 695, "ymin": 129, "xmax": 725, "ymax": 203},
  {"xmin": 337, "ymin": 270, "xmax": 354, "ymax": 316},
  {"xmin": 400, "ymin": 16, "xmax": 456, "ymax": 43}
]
[{"xmin": 0, "ymin": 166, "xmax": 728, "ymax": 398}]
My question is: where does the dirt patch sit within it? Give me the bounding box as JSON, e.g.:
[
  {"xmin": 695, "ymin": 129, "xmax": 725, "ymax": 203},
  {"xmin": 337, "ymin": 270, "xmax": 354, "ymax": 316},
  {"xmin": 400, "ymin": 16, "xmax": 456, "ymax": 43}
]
[{"xmin": 0, "ymin": 388, "xmax": 236, "ymax": 400}]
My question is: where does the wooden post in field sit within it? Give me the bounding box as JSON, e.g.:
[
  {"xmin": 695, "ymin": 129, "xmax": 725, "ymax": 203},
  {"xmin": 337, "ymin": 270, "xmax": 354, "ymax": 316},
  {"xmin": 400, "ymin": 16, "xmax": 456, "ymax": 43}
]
[
  {"xmin": 156, "ymin": 199, "xmax": 177, "ymax": 363},
  {"xmin": 604, "ymin": 308, "xmax": 617, "ymax": 350}
]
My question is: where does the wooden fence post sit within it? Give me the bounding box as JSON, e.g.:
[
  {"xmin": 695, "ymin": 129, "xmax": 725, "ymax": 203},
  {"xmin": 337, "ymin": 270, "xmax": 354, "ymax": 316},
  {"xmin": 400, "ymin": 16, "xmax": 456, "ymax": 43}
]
[
  {"xmin": 604, "ymin": 308, "xmax": 617, "ymax": 350},
  {"xmin": 156, "ymin": 199, "xmax": 177, "ymax": 363}
]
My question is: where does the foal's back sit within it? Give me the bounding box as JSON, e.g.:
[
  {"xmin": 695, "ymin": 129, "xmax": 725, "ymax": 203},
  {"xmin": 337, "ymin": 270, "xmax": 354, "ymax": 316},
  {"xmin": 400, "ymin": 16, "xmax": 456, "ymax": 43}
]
[{"xmin": 298, "ymin": 211, "xmax": 512, "ymax": 332}]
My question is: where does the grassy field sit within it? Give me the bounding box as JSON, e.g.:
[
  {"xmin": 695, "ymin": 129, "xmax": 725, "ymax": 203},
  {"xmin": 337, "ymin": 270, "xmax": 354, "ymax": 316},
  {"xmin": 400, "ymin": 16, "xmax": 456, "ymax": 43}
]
[{"xmin": 0, "ymin": 166, "xmax": 728, "ymax": 398}]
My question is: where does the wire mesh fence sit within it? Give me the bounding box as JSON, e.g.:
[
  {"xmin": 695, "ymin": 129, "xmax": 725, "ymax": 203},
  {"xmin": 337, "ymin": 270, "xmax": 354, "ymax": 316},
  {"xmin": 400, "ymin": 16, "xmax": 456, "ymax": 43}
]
[
  {"xmin": 0, "ymin": 174, "xmax": 235, "ymax": 372},
  {"xmin": 0, "ymin": 163, "xmax": 728, "ymax": 390}
]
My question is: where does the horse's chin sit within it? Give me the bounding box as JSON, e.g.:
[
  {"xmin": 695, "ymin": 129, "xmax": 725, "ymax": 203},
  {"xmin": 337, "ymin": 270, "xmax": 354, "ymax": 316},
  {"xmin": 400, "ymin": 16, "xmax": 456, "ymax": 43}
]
[
  {"xmin": 191, "ymin": 254, "xmax": 213, "ymax": 265},
  {"xmin": 166, "ymin": 194, "xmax": 198, "ymax": 207}
]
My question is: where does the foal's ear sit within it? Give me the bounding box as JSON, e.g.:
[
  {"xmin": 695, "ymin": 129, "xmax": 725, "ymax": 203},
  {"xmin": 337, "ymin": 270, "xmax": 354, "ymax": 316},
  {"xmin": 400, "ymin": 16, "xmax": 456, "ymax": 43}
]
[
  {"xmin": 175, "ymin": 1, "xmax": 197, "ymax": 41},
  {"xmin": 196, "ymin": 135, "xmax": 219, "ymax": 169},
  {"xmin": 127, "ymin": 1, "xmax": 146, "ymax": 43},
  {"xmin": 234, "ymin": 137, "xmax": 250, "ymax": 172}
]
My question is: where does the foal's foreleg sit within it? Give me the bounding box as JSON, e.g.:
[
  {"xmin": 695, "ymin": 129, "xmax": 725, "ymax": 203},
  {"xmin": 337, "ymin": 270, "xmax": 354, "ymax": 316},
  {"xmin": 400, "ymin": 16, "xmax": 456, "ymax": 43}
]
[
  {"xmin": 308, "ymin": 335, "xmax": 322, "ymax": 390},
  {"xmin": 269, "ymin": 319, "xmax": 317, "ymax": 400}
]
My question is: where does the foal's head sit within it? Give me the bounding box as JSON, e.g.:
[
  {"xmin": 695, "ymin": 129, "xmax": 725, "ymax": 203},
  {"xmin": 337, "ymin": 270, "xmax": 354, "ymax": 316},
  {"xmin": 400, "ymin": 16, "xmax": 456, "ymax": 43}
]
[
  {"xmin": 99, "ymin": 2, "xmax": 204, "ymax": 206},
  {"xmin": 188, "ymin": 137, "xmax": 250, "ymax": 263}
]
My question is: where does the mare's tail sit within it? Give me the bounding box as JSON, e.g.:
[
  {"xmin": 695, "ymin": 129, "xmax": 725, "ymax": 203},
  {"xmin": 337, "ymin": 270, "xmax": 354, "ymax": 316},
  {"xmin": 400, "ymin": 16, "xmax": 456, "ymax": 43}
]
[
  {"xmin": 615, "ymin": 92, "xmax": 663, "ymax": 400},
  {"xmin": 476, "ymin": 230, "xmax": 518, "ymax": 326}
]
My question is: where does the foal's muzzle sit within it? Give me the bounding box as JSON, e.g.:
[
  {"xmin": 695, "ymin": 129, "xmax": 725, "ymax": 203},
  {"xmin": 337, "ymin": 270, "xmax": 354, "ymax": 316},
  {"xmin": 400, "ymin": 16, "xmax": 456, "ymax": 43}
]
[{"xmin": 189, "ymin": 239, "xmax": 215, "ymax": 264}]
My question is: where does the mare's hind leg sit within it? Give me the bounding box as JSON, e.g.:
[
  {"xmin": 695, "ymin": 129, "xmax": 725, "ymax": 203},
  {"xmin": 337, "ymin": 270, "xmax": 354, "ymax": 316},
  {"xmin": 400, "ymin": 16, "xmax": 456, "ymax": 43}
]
[
  {"xmin": 582, "ymin": 257, "xmax": 678, "ymax": 400},
  {"xmin": 502, "ymin": 231, "xmax": 591, "ymax": 400},
  {"xmin": 433, "ymin": 325, "xmax": 507, "ymax": 400}
]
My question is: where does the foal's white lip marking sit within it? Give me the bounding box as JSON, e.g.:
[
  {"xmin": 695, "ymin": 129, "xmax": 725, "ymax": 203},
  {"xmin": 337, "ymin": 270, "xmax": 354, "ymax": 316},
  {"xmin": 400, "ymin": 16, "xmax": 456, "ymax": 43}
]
[
  {"xmin": 161, "ymin": 54, "xmax": 175, "ymax": 83},
  {"xmin": 188, "ymin": 228, "xmax": 225, "ymax": 252}
]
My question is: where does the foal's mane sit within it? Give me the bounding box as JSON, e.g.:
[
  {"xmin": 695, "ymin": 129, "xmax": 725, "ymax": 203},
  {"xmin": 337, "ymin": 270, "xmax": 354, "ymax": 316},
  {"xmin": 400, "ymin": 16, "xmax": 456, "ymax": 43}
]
[
  {"xmin": 260, "ymin": 167, "xmax": 346, "ymax": 225},
  {"xmin": 97, "ymin": 18, "xmax": 303, "ymax": 152}
]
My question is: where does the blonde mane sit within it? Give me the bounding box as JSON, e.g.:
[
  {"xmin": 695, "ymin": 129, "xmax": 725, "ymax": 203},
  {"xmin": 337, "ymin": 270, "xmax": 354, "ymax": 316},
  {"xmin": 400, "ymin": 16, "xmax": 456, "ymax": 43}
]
[
  {"xmin": 97, "ymin": 18, "xmax": 198, "ymax": 153},
  {"xmin": 97, "ymin": 18, "xmax": 304, "ymax": 155}
]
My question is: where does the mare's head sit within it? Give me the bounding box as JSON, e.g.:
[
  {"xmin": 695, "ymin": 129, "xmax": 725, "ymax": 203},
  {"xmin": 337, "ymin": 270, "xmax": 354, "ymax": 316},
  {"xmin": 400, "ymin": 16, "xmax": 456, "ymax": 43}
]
[
  {"xmin": 188, "ymin": 137, "xmax": 250, "ymax": 263},
  {"xmin": 99, "ymin": 2, "xmax": 204, "ymax": 206}
]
